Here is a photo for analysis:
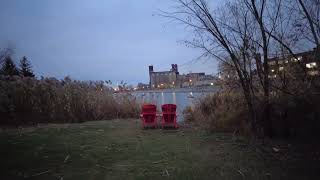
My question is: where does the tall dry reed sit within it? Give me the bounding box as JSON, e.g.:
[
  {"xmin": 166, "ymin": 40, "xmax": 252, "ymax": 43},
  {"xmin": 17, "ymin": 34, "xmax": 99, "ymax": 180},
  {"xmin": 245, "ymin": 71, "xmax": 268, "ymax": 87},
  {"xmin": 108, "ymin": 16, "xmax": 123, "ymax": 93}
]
[{"xmin": 0, "ymin": 76, "xmax": 139, "ymax": 126}]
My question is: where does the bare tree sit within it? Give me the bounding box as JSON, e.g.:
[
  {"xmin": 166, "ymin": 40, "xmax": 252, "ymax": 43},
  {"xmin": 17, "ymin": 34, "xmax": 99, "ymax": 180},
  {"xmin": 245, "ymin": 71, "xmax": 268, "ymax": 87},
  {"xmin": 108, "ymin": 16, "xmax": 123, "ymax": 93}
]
[
  {"xmin": 162, "ymin": 0, "xmax": 320, "ymax": 137},
  {"xmin": 296, "ymin": 0, "xmax": 320, "ymax": 47},
  {"xmin": 242, "ymin": 0, "xmax": 284, "ymax": 136},
  {"xmin": 161, "ymin": 0, "xmax": 261, "ymax": 134},
  {"xmin": 161, "ymin": 0, "xmax": 291, "ymax": 136}
]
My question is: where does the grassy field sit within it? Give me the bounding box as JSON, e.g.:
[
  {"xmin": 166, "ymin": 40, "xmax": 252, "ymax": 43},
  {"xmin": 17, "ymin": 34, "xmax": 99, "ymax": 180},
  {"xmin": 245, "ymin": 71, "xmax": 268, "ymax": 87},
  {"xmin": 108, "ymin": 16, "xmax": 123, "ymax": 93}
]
[{"xmin": 0, "ymin": 119, "xmax": 319, "ymax": 180}]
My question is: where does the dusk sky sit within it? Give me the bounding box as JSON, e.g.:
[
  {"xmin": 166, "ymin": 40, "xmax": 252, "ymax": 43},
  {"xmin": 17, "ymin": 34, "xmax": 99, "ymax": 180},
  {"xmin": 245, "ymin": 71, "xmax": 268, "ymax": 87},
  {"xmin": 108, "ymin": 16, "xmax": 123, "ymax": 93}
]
[{"xmin": 0, "ymin": 0, "xmax": 220, "ymax": 84}]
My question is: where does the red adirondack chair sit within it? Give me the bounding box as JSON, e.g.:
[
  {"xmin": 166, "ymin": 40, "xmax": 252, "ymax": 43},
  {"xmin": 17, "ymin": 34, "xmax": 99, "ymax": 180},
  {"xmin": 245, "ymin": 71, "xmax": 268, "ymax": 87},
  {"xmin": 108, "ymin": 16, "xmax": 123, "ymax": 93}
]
[
  {"xmin": 161, "ymin": 104, "xmax": 178, "ymax": 128},
  {"xmin": 140, "ymin": 104, "xmax": 157, "ymax": 128}
]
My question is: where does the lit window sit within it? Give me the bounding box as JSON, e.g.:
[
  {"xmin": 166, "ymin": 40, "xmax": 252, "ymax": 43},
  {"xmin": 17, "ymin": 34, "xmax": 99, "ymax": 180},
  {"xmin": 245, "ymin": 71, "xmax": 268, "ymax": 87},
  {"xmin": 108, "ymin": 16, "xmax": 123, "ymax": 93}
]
[
  {"xmin": 291, "ymin": 57, "xmax": 298, "ymax": 62},
  {"xmin": 285, "ymin": 60, "xmax": 289, "ymax": 63},
  {"xmin": 308, "ymin": 70, "xmax": 319, "ymax": 76},
  {"xmin": 278, "ymin": 61, "xmax": 283, "ymax": 64},
  {"xmin": 306, "ymin": 62, "xmax": 317, "ymax": 69},
  {"xmin": 271, "ymin": 69, "xmax": 275, "ymax": 72},
  {"xmin": 268, "ymin": 61, "xmax": 276, "ymax": 65},
  {"xmin": 279, "ymin": 66, "xmax": 284, "ymax": 71},
  {"xmin": 297, "ymin": 56, "xmax": 302, "ymax": 61}
]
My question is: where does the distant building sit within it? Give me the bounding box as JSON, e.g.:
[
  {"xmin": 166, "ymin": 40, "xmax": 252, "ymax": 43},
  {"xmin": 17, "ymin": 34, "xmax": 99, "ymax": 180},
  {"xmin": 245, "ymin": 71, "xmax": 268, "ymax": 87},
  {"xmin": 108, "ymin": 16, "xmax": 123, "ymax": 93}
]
[
  {"xmin": 149, "ymin": 64, "xmax": 215, "ymax": 89},
  {"xmin": 149, "ymin": 64, "xmax": 179, "ymax": 89},
  {"xmin": 137, "ymin": 83, "xmax": 149, "ymax": 90},
  {"xmin": 268, "ymin": 47, "xmax": 320, "ymax": 77}
]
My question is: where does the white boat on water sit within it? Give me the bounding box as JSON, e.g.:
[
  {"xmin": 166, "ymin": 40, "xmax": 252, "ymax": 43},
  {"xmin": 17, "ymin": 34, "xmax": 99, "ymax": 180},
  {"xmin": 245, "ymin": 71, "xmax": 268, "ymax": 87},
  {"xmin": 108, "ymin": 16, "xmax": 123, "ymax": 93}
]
[{"xmin": 187, "ymin": 92, "xmax": 194, "ymax": 98}]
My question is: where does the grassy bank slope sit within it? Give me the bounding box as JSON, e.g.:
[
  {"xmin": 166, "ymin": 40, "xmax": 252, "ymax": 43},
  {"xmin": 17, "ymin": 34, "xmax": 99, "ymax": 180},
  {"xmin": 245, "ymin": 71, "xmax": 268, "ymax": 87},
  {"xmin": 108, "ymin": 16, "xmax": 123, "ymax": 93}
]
[{"xmin": 0, "ymin": 120, "xmax": 318, "ymax": 180}]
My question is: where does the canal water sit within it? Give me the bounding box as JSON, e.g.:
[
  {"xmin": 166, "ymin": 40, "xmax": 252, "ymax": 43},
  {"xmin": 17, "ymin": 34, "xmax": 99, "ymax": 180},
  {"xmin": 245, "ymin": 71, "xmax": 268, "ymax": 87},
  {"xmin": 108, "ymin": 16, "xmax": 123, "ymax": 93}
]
[{"xmin": 133, "ymin": 91, "xmax": 213, "ymax": 122}]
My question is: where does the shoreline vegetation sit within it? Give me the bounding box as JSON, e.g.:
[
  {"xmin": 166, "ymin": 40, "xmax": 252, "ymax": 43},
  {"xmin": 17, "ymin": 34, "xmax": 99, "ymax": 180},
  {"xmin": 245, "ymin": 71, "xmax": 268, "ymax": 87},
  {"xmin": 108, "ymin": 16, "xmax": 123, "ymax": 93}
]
[
  {"xmin": 133, "ymin": 86, "xmax": 217, "ymax": 93},
  {"xmin": 0, "ymin": 75, "xmax": 140, "ymax": 126}
]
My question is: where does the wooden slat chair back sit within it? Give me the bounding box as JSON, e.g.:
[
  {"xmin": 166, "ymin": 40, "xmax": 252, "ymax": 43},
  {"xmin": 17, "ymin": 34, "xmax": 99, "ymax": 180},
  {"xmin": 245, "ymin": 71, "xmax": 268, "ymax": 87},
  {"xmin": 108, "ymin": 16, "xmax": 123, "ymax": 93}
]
[
  {"xmin": 161, "ymin": 104, "xmax": 178, "ymax": 128},
  {"xmin": 140, "ymin": 104, "xmax": 157, "ymax": 128}
]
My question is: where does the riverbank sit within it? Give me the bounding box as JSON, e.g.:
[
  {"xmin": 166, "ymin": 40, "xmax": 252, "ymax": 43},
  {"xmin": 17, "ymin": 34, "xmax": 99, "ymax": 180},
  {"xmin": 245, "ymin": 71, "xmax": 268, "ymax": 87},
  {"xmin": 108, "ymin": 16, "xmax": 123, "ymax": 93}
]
[
  {"xmin": 133, "ymin": 86, "xmax": 217, "ymax": 93},
  {"xmin": 1, "ymin": 119, "xmax": 319, "ymax": 179}
]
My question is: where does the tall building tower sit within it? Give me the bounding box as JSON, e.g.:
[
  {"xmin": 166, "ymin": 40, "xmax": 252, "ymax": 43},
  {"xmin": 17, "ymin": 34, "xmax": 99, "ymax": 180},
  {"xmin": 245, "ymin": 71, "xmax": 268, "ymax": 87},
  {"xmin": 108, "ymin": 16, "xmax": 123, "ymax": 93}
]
[{"xmin": 149, "ymin": 65, "xmax": 153, "ymax": 88}]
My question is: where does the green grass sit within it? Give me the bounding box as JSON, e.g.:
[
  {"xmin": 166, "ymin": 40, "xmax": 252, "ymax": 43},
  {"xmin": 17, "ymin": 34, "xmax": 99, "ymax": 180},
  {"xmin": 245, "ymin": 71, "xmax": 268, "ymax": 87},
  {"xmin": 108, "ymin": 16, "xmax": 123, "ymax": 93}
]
[{"xmin": 0, "ymin": 119, "xmax": 318, "ymax": 180}]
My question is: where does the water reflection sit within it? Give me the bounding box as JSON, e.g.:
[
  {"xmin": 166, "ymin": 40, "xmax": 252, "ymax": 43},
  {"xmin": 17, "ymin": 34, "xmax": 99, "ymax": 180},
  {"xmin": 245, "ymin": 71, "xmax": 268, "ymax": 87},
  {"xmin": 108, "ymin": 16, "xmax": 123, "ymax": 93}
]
[{"xmin": 172, "ymin": 92, "xmax": 176, "ymax": 104}]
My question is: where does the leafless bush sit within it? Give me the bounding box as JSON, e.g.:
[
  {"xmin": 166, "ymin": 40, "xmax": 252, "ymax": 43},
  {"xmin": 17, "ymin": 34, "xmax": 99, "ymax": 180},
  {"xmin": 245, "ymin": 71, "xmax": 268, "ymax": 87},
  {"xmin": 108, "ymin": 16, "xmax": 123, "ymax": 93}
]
[
  {"xmin": 184, "ymin": 79, "xmax": 320, "ymax": 137},
  {"xmin": 0, "ymin": 76, "xmax": 139, "ymax": 126},
  {"xmin": 184, "ymin": 91, "xmax": 251, "ymax": 135},
  {"xmin": 269, "ymin": 74, "xmax": 320, "ymax": 137}
]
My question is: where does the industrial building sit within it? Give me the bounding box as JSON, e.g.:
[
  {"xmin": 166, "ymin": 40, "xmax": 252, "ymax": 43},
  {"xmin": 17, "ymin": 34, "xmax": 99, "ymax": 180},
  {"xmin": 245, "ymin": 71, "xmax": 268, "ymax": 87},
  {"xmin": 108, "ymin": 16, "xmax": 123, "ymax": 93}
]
[
  {"xmin": 149, "ymin": 64, "xmax": 179, "ymax": 89},
  {"xmin": 148, "ymin": 64, "xmax": 215, "ymax": 89}
]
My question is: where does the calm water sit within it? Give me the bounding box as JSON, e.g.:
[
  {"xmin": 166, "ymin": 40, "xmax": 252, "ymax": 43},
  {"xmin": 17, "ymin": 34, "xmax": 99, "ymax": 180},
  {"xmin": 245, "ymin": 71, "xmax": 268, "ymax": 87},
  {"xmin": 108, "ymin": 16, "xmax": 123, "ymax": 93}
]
[{"xmin": 133, "ymin": 91, "xmax": 213, "ymax": 122}]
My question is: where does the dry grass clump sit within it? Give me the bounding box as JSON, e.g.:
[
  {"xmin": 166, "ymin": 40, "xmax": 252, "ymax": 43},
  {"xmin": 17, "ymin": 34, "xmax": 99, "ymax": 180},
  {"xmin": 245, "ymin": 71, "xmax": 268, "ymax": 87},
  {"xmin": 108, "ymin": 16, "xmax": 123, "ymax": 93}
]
[
  {"xmin": 184, "ymin": 92, "xmax": 250, "ymax": 135},
  {"xmin": 184, "ymin": 89, "xmax": 320, "ymax": 138},
  {"xmin": 0, "ymin": 76, "xmax": 139, "ymax": 126},
  {"xmin": 269, "ymin": 91, "xmax": 320, "ymax": 137}
]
